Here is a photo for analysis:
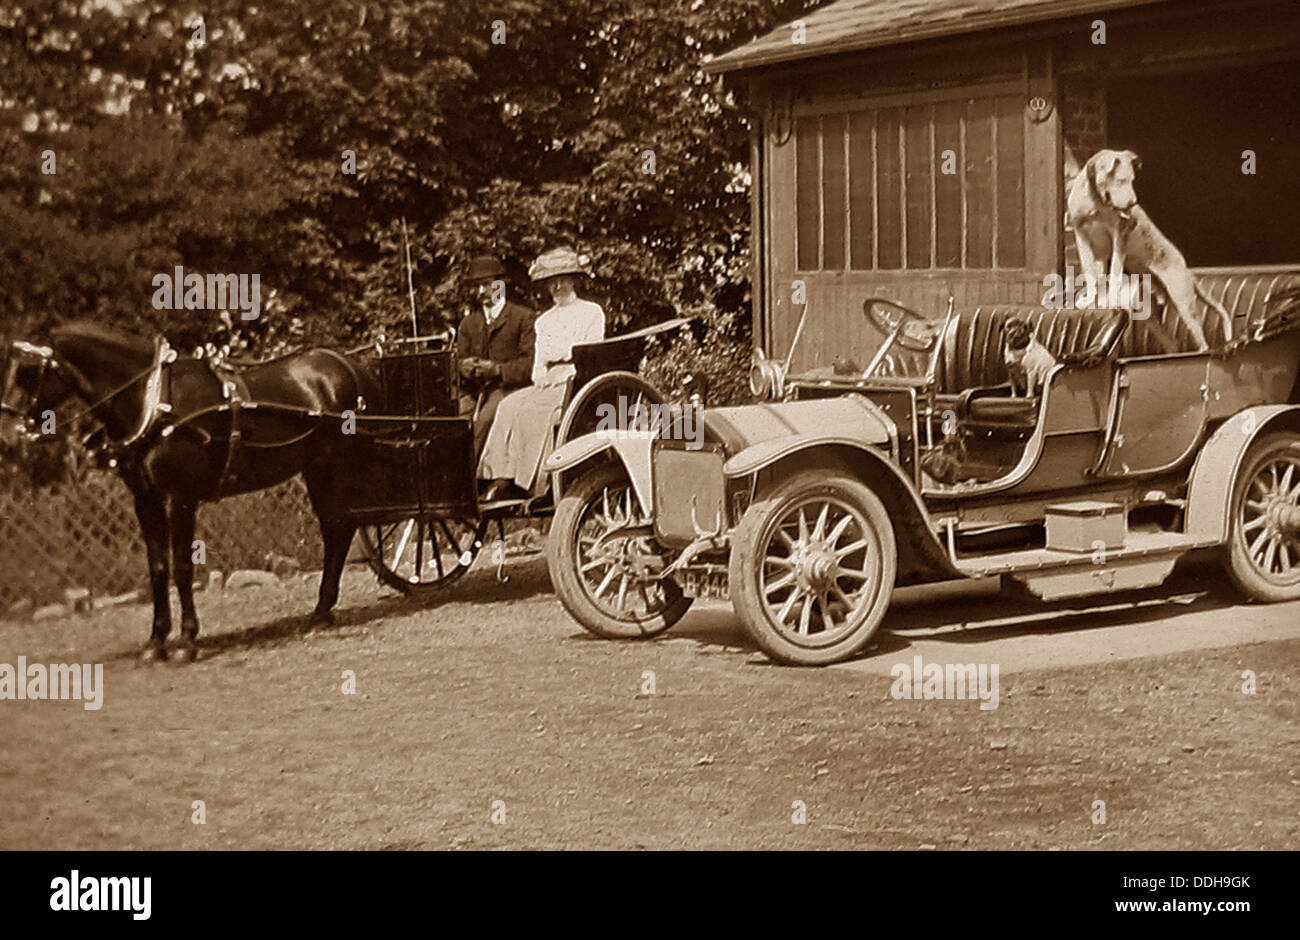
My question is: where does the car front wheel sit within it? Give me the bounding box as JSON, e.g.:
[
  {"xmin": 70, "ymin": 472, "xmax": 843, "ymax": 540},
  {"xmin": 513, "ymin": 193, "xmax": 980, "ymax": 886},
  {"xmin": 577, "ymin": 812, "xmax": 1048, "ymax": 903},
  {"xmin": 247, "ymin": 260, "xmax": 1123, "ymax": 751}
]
[
  {"xmin": 547, "ymin": 462, "xmax": 693, "ymax": 639},
  {"xmin": 729, "ymin": 470, "xmax": 896, "ymax": 665}
]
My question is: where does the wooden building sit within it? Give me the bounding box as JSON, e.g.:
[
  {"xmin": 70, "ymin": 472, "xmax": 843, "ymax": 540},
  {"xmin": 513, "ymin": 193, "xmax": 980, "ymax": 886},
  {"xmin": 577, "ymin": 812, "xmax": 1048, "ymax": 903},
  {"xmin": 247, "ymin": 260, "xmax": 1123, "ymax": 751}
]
[{"xmin": 706, "ymin": 0, "xmax": 1300, "ymax": 370}]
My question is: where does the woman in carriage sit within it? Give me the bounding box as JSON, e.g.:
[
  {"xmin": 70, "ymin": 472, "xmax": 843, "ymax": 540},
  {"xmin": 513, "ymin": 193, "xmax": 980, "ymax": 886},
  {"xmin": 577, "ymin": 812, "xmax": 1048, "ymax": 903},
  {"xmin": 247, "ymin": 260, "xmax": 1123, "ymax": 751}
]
[{"xmin": 478, "ymin": 247, "xmax": 605, "ymax": 500}]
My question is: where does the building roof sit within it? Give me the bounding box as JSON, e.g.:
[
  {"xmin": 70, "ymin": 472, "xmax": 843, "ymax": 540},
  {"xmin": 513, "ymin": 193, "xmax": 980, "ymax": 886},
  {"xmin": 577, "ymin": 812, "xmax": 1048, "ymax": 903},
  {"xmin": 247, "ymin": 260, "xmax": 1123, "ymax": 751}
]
[{"xmin": 704, "ymin": 0, "xmax": 1167, "ymax": 74}]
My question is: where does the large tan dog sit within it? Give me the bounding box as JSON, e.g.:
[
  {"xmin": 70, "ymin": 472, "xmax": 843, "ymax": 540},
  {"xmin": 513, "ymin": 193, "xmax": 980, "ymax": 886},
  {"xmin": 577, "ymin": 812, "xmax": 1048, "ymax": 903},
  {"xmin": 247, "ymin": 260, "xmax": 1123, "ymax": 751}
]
[{"xmin": 1066, "ymin": 149, "xmax": 1232, "ymax": 352}]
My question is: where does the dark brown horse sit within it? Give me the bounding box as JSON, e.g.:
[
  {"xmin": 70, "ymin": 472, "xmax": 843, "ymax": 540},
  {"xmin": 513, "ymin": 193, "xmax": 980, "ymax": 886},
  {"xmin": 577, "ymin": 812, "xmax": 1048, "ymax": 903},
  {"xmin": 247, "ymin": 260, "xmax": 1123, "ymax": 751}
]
[{"xmin": 0, "ymin": 322, "xmax": 378, "ymax": 662}]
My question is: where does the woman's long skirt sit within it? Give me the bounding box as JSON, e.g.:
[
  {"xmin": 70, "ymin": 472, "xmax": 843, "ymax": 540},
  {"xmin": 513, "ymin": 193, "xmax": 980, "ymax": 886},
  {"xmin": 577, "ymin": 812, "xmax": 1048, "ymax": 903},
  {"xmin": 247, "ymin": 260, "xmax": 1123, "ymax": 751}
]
[{"xmin": 477, "ymin": 383, "xmax": 567, "ymax": 493}]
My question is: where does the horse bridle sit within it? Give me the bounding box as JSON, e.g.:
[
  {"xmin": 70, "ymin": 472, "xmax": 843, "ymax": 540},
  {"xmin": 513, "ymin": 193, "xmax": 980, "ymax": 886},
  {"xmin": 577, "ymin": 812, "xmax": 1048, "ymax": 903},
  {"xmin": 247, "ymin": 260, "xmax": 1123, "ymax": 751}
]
[
  {"xmin": 0, "ymin": 341, "xmax": 59, "ymax": 433},
  {"xmin": 1, "ymin": 337, "xmax": 172, "ymax": 451}
]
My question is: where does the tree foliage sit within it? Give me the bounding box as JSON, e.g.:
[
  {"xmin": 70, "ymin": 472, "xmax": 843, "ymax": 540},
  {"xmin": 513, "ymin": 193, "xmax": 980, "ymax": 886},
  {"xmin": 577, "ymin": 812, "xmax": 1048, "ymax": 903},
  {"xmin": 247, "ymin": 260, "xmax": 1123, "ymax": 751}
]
[{"xmin": 1, "ymin": 0, "xmax": 817, "ymax": 378}]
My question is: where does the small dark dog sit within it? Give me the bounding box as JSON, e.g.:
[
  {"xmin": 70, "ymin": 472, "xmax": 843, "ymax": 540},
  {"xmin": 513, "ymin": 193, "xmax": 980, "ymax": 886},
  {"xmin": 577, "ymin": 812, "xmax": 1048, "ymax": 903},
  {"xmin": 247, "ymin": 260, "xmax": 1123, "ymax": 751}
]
[
  {"xmin": 921, "ymin": 433, "xmax": 968, "ymax": 486},
  {"xmin": 1003, "ymin": 317, "xmax": 1058, "ymax": 397}
]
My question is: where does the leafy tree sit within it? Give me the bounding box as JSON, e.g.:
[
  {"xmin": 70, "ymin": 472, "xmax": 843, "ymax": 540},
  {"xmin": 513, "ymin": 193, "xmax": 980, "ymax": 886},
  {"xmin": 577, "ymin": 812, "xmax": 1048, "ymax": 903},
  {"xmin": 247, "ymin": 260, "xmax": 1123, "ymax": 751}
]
[{"xmin": 1, "ymin": 0, "xmax": 819, "ymax": 395}]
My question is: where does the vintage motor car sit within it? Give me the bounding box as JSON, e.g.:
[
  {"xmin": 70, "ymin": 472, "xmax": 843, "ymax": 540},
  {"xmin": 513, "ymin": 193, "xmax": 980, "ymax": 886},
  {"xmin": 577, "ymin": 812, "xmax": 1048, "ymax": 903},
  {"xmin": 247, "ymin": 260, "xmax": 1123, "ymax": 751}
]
[{"xmin": 542, "ymin": 285, "xmax": 1300, "ymax": 665}]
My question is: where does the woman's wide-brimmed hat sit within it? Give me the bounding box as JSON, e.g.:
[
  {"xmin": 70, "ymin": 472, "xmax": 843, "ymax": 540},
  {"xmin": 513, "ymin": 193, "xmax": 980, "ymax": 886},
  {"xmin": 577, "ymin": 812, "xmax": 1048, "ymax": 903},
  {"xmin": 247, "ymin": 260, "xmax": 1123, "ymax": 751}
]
[
  {"xmin": 464, "ymin": 255, "xmax": 507, "ymax": 283},
  {"xmin": 528, "ymin": 247, "xmax": 590, "ymax": 282}
]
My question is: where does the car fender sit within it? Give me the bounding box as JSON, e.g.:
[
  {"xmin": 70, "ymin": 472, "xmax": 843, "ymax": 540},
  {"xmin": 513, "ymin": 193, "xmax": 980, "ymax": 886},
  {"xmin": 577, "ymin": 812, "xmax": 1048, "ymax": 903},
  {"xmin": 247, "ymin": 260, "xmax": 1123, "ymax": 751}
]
[
  {"xmin": 723, "ymin": 434, "xmax": 893, "ymax": 478},
  {"xmin": 726, "ymin": 437, "xmax": 960, "ymax": 581},
  {"xmin": 543, "ymin": 429, "xmax": 656, "ymax": 513},
  {"xmin": 1185, "ymin": 404, "xmax": 1300, "ymax": 542}
]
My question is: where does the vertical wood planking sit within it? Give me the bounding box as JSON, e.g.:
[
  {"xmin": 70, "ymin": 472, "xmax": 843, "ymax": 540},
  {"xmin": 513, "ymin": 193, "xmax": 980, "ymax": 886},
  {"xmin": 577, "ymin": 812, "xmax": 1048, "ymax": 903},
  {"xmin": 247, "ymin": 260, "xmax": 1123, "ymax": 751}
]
[
  {"xmin": 877, "ymin": 108, "xmax": 902, "ymax": 269},
  {"xmin": 849, "ymin": 111, "xmax": 875, "ymax": 269},
  {"xmin": 996, "ymin": 95, "xmax": 1026, "ymax": 268},
  {"xmin": 822, "ymin": 112, "xmax": 847, "ymax": 269},
  {"xmin": 795, "ymin": 117, "xmax": 819, "ymax": 272},
  {"xmin": 934, "ymin": 100, "xmax": 963, "ymax": 268},
  {"xmin": 965, "ymin": 96, "xmax": 994, "ymax": 268}
]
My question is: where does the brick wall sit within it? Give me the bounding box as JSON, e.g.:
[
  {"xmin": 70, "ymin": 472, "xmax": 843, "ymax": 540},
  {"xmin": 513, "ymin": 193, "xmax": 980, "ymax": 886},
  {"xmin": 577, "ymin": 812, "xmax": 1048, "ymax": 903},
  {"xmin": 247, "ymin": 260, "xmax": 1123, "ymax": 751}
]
[
  {"xmin": 1061, "ymin": 79, "xmax": 1108, "ymax": 269},
  {"xmin": 1063, "ymin": 79, "xmax": 1107, "ymax": 171}
]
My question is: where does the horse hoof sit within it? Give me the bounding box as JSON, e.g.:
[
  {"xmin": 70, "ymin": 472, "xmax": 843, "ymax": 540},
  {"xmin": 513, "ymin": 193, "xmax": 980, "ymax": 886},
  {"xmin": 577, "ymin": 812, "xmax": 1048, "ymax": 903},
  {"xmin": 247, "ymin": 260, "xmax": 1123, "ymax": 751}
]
[
  {"xmin": 140, "ymin": 646, "xmax": 168, "ymax": 664},
  {"xmin": 173, "ymin": 644, "xmax": 198, "ymax": 664},
  {"xmin": 306, "ymin": 610, "xmax": 334, "ymax": 629}
]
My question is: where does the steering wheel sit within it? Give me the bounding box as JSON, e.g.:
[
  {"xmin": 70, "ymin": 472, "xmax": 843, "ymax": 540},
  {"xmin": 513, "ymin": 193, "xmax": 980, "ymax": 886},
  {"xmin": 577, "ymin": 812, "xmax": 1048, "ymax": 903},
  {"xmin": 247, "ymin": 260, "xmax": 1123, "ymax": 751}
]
[{"xmin": 863, "ymin": 298, "xmax": 940, "ymax": 352}]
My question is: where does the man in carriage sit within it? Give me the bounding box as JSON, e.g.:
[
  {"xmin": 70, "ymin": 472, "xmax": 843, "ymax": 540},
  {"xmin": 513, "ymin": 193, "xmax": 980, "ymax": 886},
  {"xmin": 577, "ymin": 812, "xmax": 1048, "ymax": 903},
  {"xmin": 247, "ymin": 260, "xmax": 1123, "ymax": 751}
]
[{"xmin": 455, "ymin": 255, "xmax": 537, "ymax": 456}]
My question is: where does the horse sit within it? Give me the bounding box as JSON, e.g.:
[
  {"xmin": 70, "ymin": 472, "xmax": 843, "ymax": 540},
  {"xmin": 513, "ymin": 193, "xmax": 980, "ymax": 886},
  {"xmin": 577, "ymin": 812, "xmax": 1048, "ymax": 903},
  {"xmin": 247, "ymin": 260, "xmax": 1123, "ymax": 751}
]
[{"xmin": 0, "ymin": 321, "xmax": 380, "ymax": 663}]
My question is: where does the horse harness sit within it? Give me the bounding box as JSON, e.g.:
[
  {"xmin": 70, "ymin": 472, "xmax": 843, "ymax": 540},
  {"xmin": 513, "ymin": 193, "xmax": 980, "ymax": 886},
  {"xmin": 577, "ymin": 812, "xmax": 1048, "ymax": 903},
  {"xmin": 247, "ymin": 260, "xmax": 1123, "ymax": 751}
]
[{"xmin": 9, "ymin": 337, "xmax": 365, "ymax": 496}]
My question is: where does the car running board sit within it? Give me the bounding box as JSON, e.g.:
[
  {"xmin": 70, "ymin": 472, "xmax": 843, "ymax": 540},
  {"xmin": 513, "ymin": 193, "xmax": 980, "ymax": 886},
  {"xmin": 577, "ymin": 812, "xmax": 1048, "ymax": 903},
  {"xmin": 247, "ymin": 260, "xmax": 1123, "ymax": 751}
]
[{"xmin": 944, "ymin": 527, "xmax": 1221, "ymax": 601}]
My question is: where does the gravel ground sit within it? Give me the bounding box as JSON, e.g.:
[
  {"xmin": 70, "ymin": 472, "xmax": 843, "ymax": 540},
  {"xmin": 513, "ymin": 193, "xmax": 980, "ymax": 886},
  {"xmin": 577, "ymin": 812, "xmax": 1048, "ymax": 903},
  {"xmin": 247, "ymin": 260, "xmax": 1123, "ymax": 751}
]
[{"xmin": 1, "ymin": 555, "xmax": 1297, "ymax": 850}]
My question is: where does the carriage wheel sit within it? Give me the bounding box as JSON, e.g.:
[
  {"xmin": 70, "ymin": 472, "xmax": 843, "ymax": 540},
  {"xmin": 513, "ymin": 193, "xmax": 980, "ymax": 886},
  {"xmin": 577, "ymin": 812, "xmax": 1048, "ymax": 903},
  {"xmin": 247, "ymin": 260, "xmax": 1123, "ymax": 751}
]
[
  {"xmin": 1223, "ymin": 432, "xmax": 1300, "ymax": 602},
  {"xmin": 359, "ymin": 515, "xmax": 489, "ymax": 596},
  {"xmin": 556, "ymin": 371, "xmax": 667, "ymax": 445},
  {"xmin": 729, "ymin": 470, "xmax": 896, "ymax": 666},
  {"xmin": 548, "ymin": 462, "xmax": 692, "ymax": 638}
]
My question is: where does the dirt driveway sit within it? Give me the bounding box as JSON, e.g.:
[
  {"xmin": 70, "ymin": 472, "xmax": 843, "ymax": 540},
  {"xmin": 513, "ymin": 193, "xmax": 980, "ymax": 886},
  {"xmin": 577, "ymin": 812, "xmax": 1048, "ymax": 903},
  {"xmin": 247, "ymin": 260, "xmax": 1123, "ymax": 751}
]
[{"xmin": 1, "ymin": 553, "xmax": 1296, "ymax": 850}]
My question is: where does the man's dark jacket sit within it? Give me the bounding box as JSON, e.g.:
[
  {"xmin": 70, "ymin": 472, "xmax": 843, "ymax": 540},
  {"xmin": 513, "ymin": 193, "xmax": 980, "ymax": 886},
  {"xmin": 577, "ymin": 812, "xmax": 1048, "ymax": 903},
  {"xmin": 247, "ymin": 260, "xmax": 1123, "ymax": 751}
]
[{"xmin": 455, "ymin": 300, "xmax": 536, "ymax": 388}]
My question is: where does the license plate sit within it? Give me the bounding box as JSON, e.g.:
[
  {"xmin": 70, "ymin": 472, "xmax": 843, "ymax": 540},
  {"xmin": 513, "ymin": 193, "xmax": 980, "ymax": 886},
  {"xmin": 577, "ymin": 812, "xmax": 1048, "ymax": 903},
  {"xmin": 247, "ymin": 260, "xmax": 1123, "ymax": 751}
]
[{"xmin": 680, "ymin": 569, "xmax": 729, "ymax": 600}]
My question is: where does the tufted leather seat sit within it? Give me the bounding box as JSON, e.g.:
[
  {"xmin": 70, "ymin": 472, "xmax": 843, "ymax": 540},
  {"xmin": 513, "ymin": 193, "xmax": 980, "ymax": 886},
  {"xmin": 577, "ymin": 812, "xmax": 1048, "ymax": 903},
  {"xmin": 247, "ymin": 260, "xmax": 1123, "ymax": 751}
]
[
  {"xmin": 1120, "ymin": 269, "xmax": 1300, "ymax": 356},
  {"xmin": 870, "ymin": 270, "xmax": 1300, "ymax": 394},
  {"xmin": 873, "ymin": 304, "xmax": 1128, "ymax": 393}
]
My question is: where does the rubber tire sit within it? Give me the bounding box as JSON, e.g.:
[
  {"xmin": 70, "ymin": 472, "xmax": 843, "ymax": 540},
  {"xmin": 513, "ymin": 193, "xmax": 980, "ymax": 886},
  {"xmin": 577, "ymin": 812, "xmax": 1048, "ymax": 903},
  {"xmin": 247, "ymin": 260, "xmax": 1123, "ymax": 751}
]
[
  {"xmin": 547, "ymin": 462, "xmax": 692, "ymax": 639},
  {"xmin": 729, "ymin": 470, "xmax": 896, "ymax": 666},
  {"xmin": 1222, "ymin": 431, "xmax": 1300, "ymax": 603}
]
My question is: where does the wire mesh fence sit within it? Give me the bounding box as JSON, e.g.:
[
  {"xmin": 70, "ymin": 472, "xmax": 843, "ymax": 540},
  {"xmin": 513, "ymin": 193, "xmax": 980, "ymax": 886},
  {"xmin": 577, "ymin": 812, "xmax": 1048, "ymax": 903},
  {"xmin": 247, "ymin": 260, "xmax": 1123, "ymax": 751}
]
[{"xmin": 0, "ymin": 471, "xmax": 323, "ymax": 612}]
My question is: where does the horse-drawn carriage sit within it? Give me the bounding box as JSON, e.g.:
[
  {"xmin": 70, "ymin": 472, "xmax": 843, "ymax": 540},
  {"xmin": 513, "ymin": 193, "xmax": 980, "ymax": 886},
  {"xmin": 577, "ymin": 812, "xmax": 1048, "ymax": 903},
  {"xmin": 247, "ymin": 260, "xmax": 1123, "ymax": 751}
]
[
  {"xmin": 344, "ymin": 319, "xmax": 690, "ymax": 594},
  {"xmin": 0, "ymin": 314, "xmax": 688, "ymax": 661}
]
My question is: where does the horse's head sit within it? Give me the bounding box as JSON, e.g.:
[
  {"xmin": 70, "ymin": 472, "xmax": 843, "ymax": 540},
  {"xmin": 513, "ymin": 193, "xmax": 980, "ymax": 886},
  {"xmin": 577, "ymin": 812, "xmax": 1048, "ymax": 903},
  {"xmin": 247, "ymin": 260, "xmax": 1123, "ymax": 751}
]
[
  {"xmin": 0, "ymin": 340, "xmax": 77, "ymax": 449},
  {"xmin": 0, "ymin": 339, "xmax": 88, "ymax": 486}
]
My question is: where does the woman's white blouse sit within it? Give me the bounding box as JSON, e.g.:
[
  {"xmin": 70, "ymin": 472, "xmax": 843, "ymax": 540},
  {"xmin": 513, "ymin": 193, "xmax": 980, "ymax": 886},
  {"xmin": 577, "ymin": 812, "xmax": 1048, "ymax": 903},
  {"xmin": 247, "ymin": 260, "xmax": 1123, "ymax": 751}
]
[{"xmin": 531, "ymin": 298, "xmax": 605, "ymax": 386}]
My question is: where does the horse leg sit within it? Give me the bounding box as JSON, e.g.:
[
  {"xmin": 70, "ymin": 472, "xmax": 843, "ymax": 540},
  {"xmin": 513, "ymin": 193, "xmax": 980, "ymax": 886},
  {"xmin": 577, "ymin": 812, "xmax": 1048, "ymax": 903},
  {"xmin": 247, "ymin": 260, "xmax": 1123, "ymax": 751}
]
[
  {"xmin": 131, "ymin": 490, "xmax": 172, "ymax": 662},
  {"xmin": 169, "ymin": 500, "xmax": 201, "ymax": 663},
  {"xmin": 305, "ymin": 466, "xmax": 354, "ymax": 627},
  {"xmin": 309, "ymin": 518, "xmax": 356, "ymax": 628}
]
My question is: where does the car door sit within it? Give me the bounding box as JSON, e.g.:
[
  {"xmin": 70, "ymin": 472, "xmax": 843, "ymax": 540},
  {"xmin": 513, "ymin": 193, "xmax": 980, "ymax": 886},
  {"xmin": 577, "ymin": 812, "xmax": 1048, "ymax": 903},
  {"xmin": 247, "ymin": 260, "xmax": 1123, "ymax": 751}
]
[{"xmin": 1093, "ymin": 355, "xmax": 1210, "ymax": 477}]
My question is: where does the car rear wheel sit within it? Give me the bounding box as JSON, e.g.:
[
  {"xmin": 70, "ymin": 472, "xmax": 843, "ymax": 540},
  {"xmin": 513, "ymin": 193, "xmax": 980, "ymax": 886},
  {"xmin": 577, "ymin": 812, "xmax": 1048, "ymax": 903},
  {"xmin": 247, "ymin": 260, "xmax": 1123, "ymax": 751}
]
[
  {"xmin": 548, "ymin": 462, "xmax": 693, "ymax": 638},
  {"xmin": 729, "ymin": 470, "xmax": 896, "ymax": 666},
  {"xmin": 1223, "ymin": 431, "xmax": 1300, "ymax": 602}
]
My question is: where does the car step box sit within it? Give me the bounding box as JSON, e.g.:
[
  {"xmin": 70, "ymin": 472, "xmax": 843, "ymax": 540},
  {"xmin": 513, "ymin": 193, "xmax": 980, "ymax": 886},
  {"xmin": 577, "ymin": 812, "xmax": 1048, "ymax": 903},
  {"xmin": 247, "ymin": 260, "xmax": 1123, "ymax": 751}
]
[{"xmin": 1044, "ymin": 500, "xmax": 1127, "ymax": 553}]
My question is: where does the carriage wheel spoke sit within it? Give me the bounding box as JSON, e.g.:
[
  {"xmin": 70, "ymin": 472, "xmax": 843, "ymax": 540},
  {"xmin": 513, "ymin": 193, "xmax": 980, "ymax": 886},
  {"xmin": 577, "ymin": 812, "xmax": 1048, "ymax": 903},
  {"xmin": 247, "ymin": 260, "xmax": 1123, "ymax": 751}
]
[{"xmin": 392, "ymin": 519, "xmax": 415, "ymax": 572}]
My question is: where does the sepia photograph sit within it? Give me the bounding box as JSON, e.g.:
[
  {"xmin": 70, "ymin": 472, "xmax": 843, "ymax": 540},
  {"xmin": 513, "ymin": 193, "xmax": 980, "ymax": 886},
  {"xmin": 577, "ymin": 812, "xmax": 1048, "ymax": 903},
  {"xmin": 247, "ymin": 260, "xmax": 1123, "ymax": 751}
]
[{"xmin": 0, "ymin": 0, "xmax": 1296, "ymax": 918}]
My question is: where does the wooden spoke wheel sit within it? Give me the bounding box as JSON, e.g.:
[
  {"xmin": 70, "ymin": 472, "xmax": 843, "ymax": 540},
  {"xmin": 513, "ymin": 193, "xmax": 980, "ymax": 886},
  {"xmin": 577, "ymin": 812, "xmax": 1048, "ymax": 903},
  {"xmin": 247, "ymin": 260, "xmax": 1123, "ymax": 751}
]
[
  {"xmin": 1224, "ymin": 431, "xmax": 1300, "ymax": 602},
  {"xmin": 557, "ymin": 372, "xmax": 668, "ymax": 445},
  {"xmin": 729, "ymin": 470, "xmax": 896, "ymax": 665},
  {"xmin": 359, "ymin": 515, "xmax": 489, "ymax": 595},
  {"xmin": 548, "ymin": 462, "xmax": 692, "ymax": 638}
]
